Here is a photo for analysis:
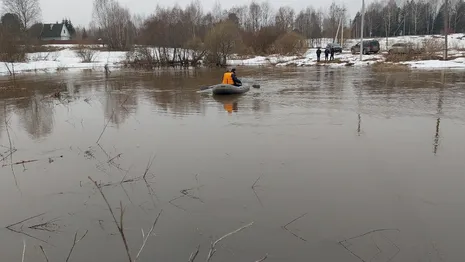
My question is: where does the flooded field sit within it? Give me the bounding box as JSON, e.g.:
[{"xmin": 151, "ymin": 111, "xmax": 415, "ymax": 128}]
[{"xmin": 0, "ymin": 67, "xmax": 464, "ymax": 262}]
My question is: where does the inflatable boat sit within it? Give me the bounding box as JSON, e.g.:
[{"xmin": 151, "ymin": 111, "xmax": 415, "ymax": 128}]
[{"xmin": 211, "ymin": 84, "xmax": 250, "ymax": 95}]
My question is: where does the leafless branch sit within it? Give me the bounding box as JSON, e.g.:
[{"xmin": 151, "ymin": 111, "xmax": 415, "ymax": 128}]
[
  {"xmin": 251, "ymin": 175, "xmax": 262, "ymax": 189},
  {"xmin": 380, "ymin": 232, "xmax": 400, "ymax": 262},
  {"xmin": 21, "ymin": 239, "xmax": 26, "ymax": 262},
  {"xmin": 338, "ymin": 228, "xmax": 400, "ymax": 262},
  {"xmin": 339, "ymin": 241, "xmax": 366, "ymax": 262},
  {"xmin": 2, "ymin": 0, "xmax": 41, "ymax": 28},
  {"xmin": 108, "ymin": 153, "xmax": 122, "ymax": 164},
  {"xmin": 340, "ymin": 228, "xmax": 400, "ymax": 243},
  {"xmin": 65, "ymin": 230, "xmax": 89, "ymax": 262},
  {"xmin": 39, "ymin": 245, "xmax": 49, "ymax": 262},
  {"xmin": 96, "ymin": 109, "xmax": 115, "ymax": 144},
  {"xmin": 169, "ymin": 185, "xmax": 205, "ymax": 211},
  {"xmin": 188, "ymin": 245, "xmax": 200, "ymax": 262},
  {"xmin": 6, "ymin": 213, "xmax": 47, "ymax": 229},
  {"xmin": 3, "ymin": 106, "xmax": 18, "ymax": 190},
  {"xmin": 9, "ymin": 227, "xmax": 51, "ymax": 245},
  {"xmin": 143, "ymin": 154, "xmax": 156, "ymax": 179},
  {"xmin": 254, "ymin": 254, "xmax": 268, "ymax": 262},
  {"xmin": 135, "ymin": 210, "xmax": 163, "ymax": 261},
  {"xmin": 282, "ymin": 213, "xmax": 307, "ymax": 242},
  {"xmin": 88, "ymin": 176, "xmax": 132, "ymax": 262},
  {"xmin": 206, "ymin": 222, "xmax": 254, "ymax": 262},
  {"xmin": 251, "ymin": 175, "xmax": 264, "ymax": 207},
  {"xmin": 28, "ymin": 217, "xmax": 60, "ymax": 232}
]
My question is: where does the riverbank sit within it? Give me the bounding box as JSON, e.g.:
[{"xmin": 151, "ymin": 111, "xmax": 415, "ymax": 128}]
[{"xmin": 2, "ymin": 36, "xmax": 465, "ymax": 76}]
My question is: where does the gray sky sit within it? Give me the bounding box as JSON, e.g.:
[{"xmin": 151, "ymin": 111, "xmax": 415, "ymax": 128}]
[{"xmin": 38, "ymin": 0, "xmax": 363, "ymax": 27}]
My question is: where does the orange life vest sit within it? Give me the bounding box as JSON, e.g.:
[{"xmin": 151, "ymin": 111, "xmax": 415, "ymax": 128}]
[
  {"xmin": 224, "ymin": 103, "xmax": 233, "ymax": 113},
  {"xmin": 222, "ymin": 72, "xmax": 234, "ymax": 85}
]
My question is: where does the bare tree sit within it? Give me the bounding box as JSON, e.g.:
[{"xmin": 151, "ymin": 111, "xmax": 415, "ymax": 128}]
[
  {"xmin": 0, "ymin": 23, "xmax": 26, "ymax": 79},
  {"xmin": 92, "ymin": 0, "xmax": 135, "ymax": 50},
  {"xmin": 248, "ymin": 1, "xmax": 262, "ymax": 32},
  {"xmin": 275, "ymin": 6, "xmax": 295, "ymax": 33},
  {"xmin": 204, "ymin": 20, "xmax": 242, "ymax": 65},
  {"xmin": 229, "ymin": 5, "xmax": 248, "ymax": 29},
  {"xmin": 1, "ymin": 0, "xmax": 41, "ymax": 30}
]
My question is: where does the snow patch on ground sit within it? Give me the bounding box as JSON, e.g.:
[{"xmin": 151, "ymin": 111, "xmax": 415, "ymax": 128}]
[
  {"xmin": 2, "ymin": 34, "xmax": 465, "ymax": 76},
  {"xmin": 401, "ymin": 57, "xmax": 465, "ymax": 69},
  {"xmin": 0, "ymin": 49, "xmax": 126, "ymax": 75}
]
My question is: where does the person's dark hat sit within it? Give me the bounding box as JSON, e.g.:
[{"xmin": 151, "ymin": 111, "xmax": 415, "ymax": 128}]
[{"xmin": 231, "ymin": 68, "xmax": 236, "ymax": 72}]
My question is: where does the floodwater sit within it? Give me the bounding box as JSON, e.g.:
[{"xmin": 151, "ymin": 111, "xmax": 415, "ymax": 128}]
[{"xmin": 0, "ymin": 67, "xmax": 464, "ymax": 262}]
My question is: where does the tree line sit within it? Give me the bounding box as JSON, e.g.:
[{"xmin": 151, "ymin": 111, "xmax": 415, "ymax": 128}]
[
  {"xmin": 88, "ymin": 0, "xmax": 351, "ymax": 66},
  {"xmin": 351, "ymin": 0, "xmax": 465, "ymax": 38}
]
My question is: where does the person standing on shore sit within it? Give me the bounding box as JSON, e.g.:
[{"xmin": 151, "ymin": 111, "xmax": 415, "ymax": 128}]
[
  {"xmin": 324, "ymin": 48, "xmax": 329, "ymax": 61},
  {"xmin": 316, "ymin": 47, "xmax": 322, "ymax": 62}
]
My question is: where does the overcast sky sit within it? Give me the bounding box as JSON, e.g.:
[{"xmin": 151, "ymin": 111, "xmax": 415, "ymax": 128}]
[{"xmin": 36, "ymin": 0, "xmax": 363, "ymax": 27}]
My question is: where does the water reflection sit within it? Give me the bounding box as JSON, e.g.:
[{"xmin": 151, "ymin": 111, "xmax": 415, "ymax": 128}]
[
  {"xmin": 0, "ymin": 102, "xmax": 5, "ymax": 139},
  {"xmin": 213, "ymin": 95, "xmax": 240, "ymax": 114},
  {"xmin": 0, "ymin": 68, "xmax": 464, "ymax": 143},
  {"xmin": 433, "ymin": 72, "xmax": 445, "ymax": 155},
  {"xmin": 103, "ymin": 80, "xmax": 139, "ymax": 127},
  {"xmin": 0, "ymin": 68, "xmax": 464, "ymax": 262},
  {"xmin": 15, "ymin": 94, "xmax": 55, "ymax": 139}
]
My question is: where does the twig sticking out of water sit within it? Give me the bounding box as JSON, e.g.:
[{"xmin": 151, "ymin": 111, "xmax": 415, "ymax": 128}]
[
  {"xmin": 188, "ymin": 245, "xmax": 200, "ymax": 262},
  {"xmin": 5, "ymin": 227, "xmax": 51, "ymax": 246},
  {"xmin": 1, "ymin": 156, "xmax": 63, "ymax": 168},
  {"xmin": 65, "ymin": 230, "xmax": 89, "ymax": 262},
  {"xmin": 135, "ymin": 210, "xmax": 163, "ymax": 261},
  {"xmin": 251, "ymin": 175, "xmax": 262, "ymax": 189},
  {"xmin": 108, "ymin": 153, "xmax": 122, "ymax": 164},
  {"xmin": 143, "ymin": 154, "xmax": 156, "ymax": 179},
  {"xmin": 96, "ymin": 109, "xmax": 115, "ymax": 144},
  {"xmin": 339, "ymin": 228, "xmax": 399, "ymax": 243},
  {"xmin": 254, "ymin": 254, "xmax": 268, "ymax": 262},
  {"xmin": 251, "ymin": 175, "xmax": 264, "ymax": 207},
  {"xmin": 6, "ymin": 213, "xmax": 47, "ymax": 229},
  {"xmin": 39, "ymin": 245, "xmax": 49, "ymax": 262},
  {"xmin": 88, "ymin": 176, "xmax": 132, "ymax": 262},
  {"xmin": 282, "ymin": 213, "xmax": 307, "ymax": 242},
  {"xmin": 28, "ymin": 217, "xmax": 60, "ymax": 232},
  {"xmin": 143, "ymin": 177, "xmax": 159, "ymax": 208},
  {"xmin": 206, "ymin": 222, "xmax": 254, "ymax": 262},
  {"xmin": 89, "ymin": 176, "xmax": 163, "ymax": 262},
  {"xmin": 338, "ymin": 228, "xmax": 400, "ymax": 262},
  {"xmin": 379, "ymin": 232, "xmax": 401, "ymax": 262},
  {"xmin": 5, "ymin": 213, "xmax": 56, "ymax": 245},
  {"xmin": 22, "ymin": 239, "xmax": 26, "ymax": 262},
  {"xmin": 0, "ymin": 148, "xmax": 17, "ymax": 162},
  {"xmin": 169, "ymin": 185, "xmax": 205, "ymax": 211},
  {"xmin": 3, "ymin": 105, "xmax": 18, "ymax": 190}
]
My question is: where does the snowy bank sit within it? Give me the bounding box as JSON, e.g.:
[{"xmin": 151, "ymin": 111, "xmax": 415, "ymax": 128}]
[
  {"xmin": 0, "ymin": 49, "xmax": 126, "ymax": 75},
  {"xmin": 2, "ymin": 33, "xmax": 465, "ymax": 76},
  {"xmin": 228, "ymin": 49, "xmax": 385, "ymax": 67},
  {"xmin": 401, "ymin": 57, "xmax": 465, "ymax": 69}
]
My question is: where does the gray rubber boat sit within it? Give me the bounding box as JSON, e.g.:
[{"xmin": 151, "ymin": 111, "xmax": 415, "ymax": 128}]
[{"xmin": 211, "ymin": 84, "xmax": 250, "ymax": 95}]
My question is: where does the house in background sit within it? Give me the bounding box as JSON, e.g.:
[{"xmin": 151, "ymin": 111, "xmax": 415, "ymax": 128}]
[{"xmin": 40, "ymin": 23, "xmax": 71, "ymax": 41}]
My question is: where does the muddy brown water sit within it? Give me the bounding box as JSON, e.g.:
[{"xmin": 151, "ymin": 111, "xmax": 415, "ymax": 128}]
[{"xmin": 0, "ymin": 67, "xmax": 464, "ymax": 262}]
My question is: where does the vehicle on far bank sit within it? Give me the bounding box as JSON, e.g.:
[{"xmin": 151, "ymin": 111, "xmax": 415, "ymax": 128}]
[
  {"xmin": 388, "ymin": 42, "xmax": 424, "ymax": 54},
  {"xmin": 326, "ymin": 43, "xmax": 343, "ymax": 53},
  {"xmin": 351, "ymin": 40, "xmax": 380, "ymax": 54}
]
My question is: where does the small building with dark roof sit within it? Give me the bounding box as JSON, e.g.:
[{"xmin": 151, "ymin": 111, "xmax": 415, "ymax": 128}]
[{"xmin": 40, "ymin": 23, "xmax": 71, "ymax": 41}]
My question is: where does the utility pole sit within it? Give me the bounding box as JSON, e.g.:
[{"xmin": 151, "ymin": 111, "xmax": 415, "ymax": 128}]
[
  {"xmin": 341, "ymin": 18, "xmax": 344, "ymax": 46},
  {"xmin": 335, "ymin": 18, "xmax": 341, "ymax": 43},
  {"xmin": 444, "ymin": 0, "xmax": 449, "ymax": 60},
  {"xmin": 360, "ymin": 0, "xmax": 365, "ymax": 61}
]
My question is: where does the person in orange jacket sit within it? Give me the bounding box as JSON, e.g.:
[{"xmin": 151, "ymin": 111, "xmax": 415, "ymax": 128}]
[{"xmin": 222, "ymin": 68, "xmax": 242, "ymax": 86}]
